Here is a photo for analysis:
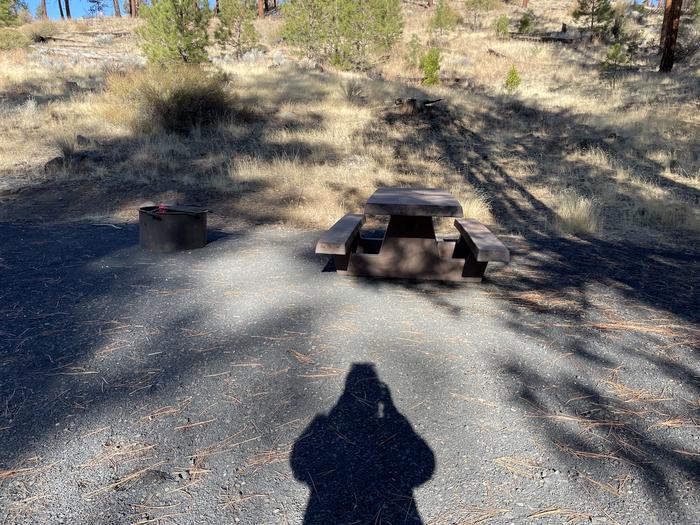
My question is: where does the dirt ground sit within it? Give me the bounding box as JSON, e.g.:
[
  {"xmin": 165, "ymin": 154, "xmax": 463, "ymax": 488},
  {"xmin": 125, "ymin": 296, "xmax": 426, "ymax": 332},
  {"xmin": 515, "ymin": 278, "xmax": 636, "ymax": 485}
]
[{"xmin": 0, "ymin": 222, "xmax": 698, "ymax": 524}]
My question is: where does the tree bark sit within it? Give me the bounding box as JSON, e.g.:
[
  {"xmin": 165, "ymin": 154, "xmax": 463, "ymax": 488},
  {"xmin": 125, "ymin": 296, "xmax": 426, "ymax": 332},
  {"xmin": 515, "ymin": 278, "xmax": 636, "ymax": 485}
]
[
  {"xmin": 129, "ymin": 0, "xmax": 138, "ymax": 17},
  {"xmin": 64, "ymin": 0, "xmax": 72, "ymax": 19},
  {"xmin": 113, "ymin": 0, "xmax": 121, "ymax": 16},
  {"xmin": 257, "ymin": 0, "xmax": 264, "ymax": 18},
  {"xmin": 659, "ymin": 0, "xmax": 682, "ymax": 71},
  {"xmin": 660, "ymin": 0, "xmax": 671, "ymax": 46},
  {"xmin": 57, "ymin": 0, "xmax": 64, "ymax": 19},
  {"xmin": 40, "ymin": 0, "xmax": 48, "ymax": 18},
  {"xmin": 214, "ymin": 0, "xmax": 219, "ymax": 15},
  {"xmin": 522, "ymin": 0, "xmax": 529, "ymax": 7}
]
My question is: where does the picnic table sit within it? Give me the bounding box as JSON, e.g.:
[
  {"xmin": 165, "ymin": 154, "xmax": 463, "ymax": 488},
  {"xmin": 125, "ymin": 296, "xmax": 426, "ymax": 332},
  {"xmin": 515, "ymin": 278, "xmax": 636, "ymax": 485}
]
[{"xmin": 316, "ymin": 188, "xmax": 509, "ymax": 282}]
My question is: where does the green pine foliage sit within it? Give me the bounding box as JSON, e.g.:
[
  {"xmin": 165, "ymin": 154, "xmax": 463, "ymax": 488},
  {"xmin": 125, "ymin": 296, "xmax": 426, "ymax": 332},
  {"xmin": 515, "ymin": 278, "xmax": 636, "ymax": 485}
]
[
  {"xmin": 505, "ymin": 64, "xmax": 521, "ymax": 92},
  {"xmin": 0, "ymin": 27, "xmax": 30, "ymax": 49},
  {"xmin": 403, "ymin": 34, "xmax": 422, "ymax": 69},
  {"xmin": 0, "ymin": 0, "xmax": 23, "ymax": 27},
  {"xmin": 604, "ymin": 43, "xmax": 627, "ymax": 66},
  {"xmin": 137, "ymin": 0, "xmax": 212, "ymax": 65},
  {"xmin": 517, "ymin": 9, "xmax": 535, "ymax": 34},
  {"xmin": 283, "ymin": 0, "xmax": 403, "ymax": 70},
  {"xmin": 215, "ymin": 0, "xmax": 259, "ymax": 58},
  {"xmin": 572, "ymin": 0, "xmax": 613, "ymax": 38},
  {"xmin": 464, "ymin": 0, "xmax": 495, "ymax": 29},
  {"xmin": 420, "ymin": 47, "xmax": 440, "ymax": 85},
  {"xmin": 493, "ymin": 14, "xmax": 509, "ymax": 38},
  {"xmin": 430, "ymin": 0, "xmax": 460, "ymax": 34}
]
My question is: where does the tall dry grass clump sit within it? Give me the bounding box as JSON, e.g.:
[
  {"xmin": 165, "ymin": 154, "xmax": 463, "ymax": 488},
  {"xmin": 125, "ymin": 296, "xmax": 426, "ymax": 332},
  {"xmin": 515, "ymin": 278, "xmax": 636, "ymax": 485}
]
[
  {"xmin": 20, "ymin": 21, "xmax": 58, "ymax": 43},
  {"xmin": 555, "ymin": 192, "xmax": 599, "ymax": 235},
  {"xmin": 101, "ymin": 66, "xmax": 239, "ymax": 134}
]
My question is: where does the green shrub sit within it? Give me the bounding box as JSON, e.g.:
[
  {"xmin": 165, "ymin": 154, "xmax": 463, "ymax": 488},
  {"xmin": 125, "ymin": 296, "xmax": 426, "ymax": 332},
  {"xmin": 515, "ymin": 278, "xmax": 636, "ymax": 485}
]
[
  {"xmin": 430, "ymin": 0, "xmax": 460, "ymax": 34},
  {"xmin": 420, "ymin": 47, "xmax": 440, "ymax": 85},
  {"xmin": 137, "ymin": 0, "xmax": 211, "ymax": 65},
  {"xmin": 464, "ymin": 0, "xmax": 496, "ymax": 29},
  {"xmin": 0, "ymin": 0, "xmax": 23, "ymax": 27},
  {"xmin": 517, "ymin": 9, "xmax": 535, "ymax": 34},
  {"xmin": 102, "ymin": 66, "xmax": 238, "ymax": 134},
  {"xmin": 505, "ymin": 64, "xmax": 521, "ymax": 92},
  {"xmin": 573, "ymin": 0, "xmax": 613, "ymax": 38},
  {"xmin": 600, "ymin": 43, "xmax": 628, "ymax": 87},
  {"xmin": 0, "ymin": 27, "xmax": 29, "ymax": 49},
  {"xmin": 403, "ymin": 34, "xmax": 422, "ymax": 69},
  {"xmin": 282, "ymin": 0, "xmax": 403, "ymax": 71},
  {"xmin": 215, "ymin": 0, "xmax": 259, "ymax": 58},
  {"xmin": 493, "ymin": 14, "xmax": 509, "ymax": 38},
  {"xmin": 21, "ymin": 21, "xmax": 58, "ymax": 43},
  {"xmin": 604, "ymin": 43, "xmax": 627, "ymax": 66}
]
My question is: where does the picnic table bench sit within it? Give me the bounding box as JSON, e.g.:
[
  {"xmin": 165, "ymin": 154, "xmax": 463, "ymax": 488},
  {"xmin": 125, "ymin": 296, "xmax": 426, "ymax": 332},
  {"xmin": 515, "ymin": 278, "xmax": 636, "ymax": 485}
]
[{"xmin": 315, "ymin": 188, "xmax": 509, "ymax": 282}]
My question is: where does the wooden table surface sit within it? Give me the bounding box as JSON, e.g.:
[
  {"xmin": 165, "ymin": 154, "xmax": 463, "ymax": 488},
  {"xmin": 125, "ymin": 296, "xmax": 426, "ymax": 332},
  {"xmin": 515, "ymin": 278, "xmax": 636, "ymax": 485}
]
[{"xmin": 364, "ymin": 188, "xmax": 463, "ymax": 217}]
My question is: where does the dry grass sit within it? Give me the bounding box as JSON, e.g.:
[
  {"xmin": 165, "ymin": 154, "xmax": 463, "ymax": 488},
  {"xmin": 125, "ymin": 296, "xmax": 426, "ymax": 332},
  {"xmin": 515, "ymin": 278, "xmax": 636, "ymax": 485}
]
[
  {"xmin": 0, "ymin": 5, "xmax": 698, "ymax": 241},
  {"xmin": 555, "ymin": 192, "xmax": 599, "ymax": 235}
]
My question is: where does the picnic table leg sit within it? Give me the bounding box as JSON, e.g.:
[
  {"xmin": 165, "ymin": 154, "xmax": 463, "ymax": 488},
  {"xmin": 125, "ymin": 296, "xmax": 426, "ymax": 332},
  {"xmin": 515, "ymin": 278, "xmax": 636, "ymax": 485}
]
[
  {"xmin": 345, "ymin": 215, "xmax": 468, "ymax": 280},
  {"xmin": 453, "ymin": 238, "xmax": 488, "ymax": 279},
  {"xmin": 379, "ymin": 215, "xmax": 439, "ymax": 257}
]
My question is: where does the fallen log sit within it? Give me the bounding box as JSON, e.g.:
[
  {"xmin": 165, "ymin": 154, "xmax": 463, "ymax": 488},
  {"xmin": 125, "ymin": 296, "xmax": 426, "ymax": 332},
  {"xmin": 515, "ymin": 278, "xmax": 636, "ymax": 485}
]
[{"xmin": 508, "ymin": 32, "xmax": 576, "ymax": 43}]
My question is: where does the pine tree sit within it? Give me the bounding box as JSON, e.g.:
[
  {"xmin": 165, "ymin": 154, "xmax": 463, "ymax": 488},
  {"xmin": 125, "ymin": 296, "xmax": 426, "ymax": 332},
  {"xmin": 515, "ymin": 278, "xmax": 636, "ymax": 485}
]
[
  {"xmin": 215, "ymin": 0, "xmax": 259, "ymax": 58},
  {"xmin": 283, "ymin": 0, "xmax": 403, "ymax": 70},
  {"xmin": 420, "ymin": 47, "xmax": 440, "ymax": 85},
  {"xmin": 138, "ymin": 0, "xmax": 211, "ymax": 64},
  {"xmin": 0, "ymin": 0, "xmax": 24, "ymax": 26},
  {"xmin": 430, "ymin": 0, "xmax": 459, "ymax": 34},
  {"xmin": 88, "ymin": 0, "xmax": 108, "ymax": 16},
  {"xmin": 505, "ymin": 64, "xmax": 521, "ymax": 92},
  {"xmin": 573, "ymin": 0, "xmax": 613, "ymax": 38},
  {"xmin": 659, "ymin": 0, "xmax": 682, "ymax": 72},
  {"xmin": 464, "ymin": 0, "xmax": 495, "ymax": 29}
]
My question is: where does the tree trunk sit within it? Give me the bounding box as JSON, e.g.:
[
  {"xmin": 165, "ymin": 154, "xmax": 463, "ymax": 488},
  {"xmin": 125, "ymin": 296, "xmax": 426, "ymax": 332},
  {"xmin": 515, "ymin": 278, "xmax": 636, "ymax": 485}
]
[
  {"xmin": 660, "ymin": 0, "xmax": 671, "ymax": 47},
  {"xmin": 129, "ymin": 0, "xmax": 137, "ymax": 17},
  {"xmin": 64, "ymin": 0, "xmax": 72, "ymax": 19},
  {"xmin": 40, "ymin": 0, "xmax": 48, "ymax": 18},
  {"xmin": 659, "ymin": 0, "xmax": 682, "ymax": 71},
  {"xmin": 57, "ymin": 0, "xmax": 64, "ymax": 19},
  {"xmin": 113, "ymin": 0, "xmax": 121, "ymax": 16},
  {"xmin": 214, "ymin": 0, "xmax": 219, "ymax": 15},
  {"xmin": 257, "ymin": 0, "xmax": 264, "ymax": 18},
  {"xmin": 522, "ymin": 0, "xmax": 529, "ymax": 7}
]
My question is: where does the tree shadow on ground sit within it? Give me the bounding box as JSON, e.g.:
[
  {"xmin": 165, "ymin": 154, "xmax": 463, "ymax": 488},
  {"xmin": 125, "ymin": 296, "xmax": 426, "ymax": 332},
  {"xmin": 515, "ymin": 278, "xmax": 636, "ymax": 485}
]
[
  {"xmin": 351, "ymin": 86, "xmax": 700, "ymax": 324},
  {"xmin": 291, "ymin": 363, "xmax": 435, "ymax": 524},
  {"xmin": 341, "ymin": 84, "xmax": 700, "ymax": 520},
  {"xmin": 0, "ymin": 222, "xmax": 334, "ymax": 523}
]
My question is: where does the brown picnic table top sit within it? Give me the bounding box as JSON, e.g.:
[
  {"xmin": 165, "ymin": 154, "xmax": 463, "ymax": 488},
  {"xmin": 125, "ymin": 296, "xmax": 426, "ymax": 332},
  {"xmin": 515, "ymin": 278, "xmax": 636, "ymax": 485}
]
[{"xmin": 364, "ymin": 188, "xmax": 463, "ymax": 217}]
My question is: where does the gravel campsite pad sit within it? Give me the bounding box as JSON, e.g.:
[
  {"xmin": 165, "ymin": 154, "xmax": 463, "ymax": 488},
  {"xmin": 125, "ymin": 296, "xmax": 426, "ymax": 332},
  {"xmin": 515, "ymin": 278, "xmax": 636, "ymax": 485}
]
[{"xmin": 0, "ymin": 222, "xmax": 698, "ymax": 524}]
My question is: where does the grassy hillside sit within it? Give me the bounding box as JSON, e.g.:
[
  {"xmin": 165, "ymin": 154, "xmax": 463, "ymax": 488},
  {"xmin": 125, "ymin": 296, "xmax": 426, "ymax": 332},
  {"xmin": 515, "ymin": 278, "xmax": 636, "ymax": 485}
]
[{"xmin": 0, "ymin": 3, "xmax": 698, "ymax": 245}]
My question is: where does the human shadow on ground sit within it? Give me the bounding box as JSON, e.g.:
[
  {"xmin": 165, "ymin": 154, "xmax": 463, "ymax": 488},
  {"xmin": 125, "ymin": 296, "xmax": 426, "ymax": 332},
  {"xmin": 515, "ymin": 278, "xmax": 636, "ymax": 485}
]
[{"xmin": 291, "ymin": 363, "xmax": 435, "ymax": 524}]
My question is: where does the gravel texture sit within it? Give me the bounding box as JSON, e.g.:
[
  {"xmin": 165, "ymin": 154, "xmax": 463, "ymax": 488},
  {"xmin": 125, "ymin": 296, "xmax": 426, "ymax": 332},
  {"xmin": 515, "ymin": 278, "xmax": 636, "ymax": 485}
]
[{"xmin": 0, "ymin": 222, "xmax": 698, "ymax": 525}]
